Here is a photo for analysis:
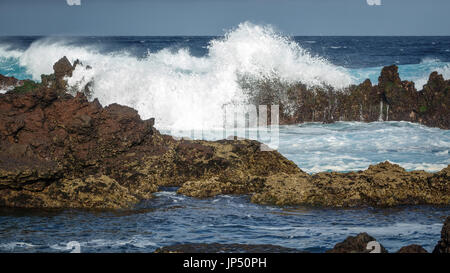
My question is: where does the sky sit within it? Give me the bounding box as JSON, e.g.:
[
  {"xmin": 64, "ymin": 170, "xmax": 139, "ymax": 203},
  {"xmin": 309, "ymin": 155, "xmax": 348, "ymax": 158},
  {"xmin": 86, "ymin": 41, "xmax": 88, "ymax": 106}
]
[{"xmin": 0, "ymin": 0, "xmax": 449, "ymax": 36}]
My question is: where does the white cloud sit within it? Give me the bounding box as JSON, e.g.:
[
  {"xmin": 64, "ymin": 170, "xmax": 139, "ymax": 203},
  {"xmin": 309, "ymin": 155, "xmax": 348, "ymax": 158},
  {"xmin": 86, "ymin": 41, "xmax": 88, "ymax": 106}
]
[
  {"xmin": 367, "ymin": 0, "xmax": 382, "ymax": 6},
  {"xmin": 66, "ymin": 0, "xmax": 81, "ymax": 6}
]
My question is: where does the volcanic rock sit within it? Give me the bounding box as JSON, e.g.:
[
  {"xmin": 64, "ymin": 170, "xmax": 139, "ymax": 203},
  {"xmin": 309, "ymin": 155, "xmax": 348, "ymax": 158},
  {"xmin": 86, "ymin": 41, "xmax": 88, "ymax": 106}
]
[{"xmin": 255, "ymin": 65, "xmax": 450, "ymax": 129}]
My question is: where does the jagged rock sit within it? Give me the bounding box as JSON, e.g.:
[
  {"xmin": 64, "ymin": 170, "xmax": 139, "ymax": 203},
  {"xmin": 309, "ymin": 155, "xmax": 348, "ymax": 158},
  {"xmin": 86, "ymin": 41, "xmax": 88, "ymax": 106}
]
[
  {"xmin": 53, "ymin": 56, "xmax": 74, "ymax": 79},
  {"xmin": 40, "ymin": 56, "xmax": 78, "ymax": 92},
  {"xmin": 326, "ymin": 233, "xmax": 388, "ymax": 253},
  {"xmin": 154, "ymin": 243, "xmax": 302, "ymax": 253},
  {"xmin": 0, "ymin": 74, "xmax": 20, "ymax": 90},
  {"xmin": 433, "ymin": 216, "xmax": 450, "ymax": 253},
  {"xmin": 257, "ymin": 65, "xmax": 450, "ymax": 129},
  {"xmin": 378, "ymin": 65, "xmax": 402, "ymax": 89},
  {"xmin": 397, "ymin": 244, "xmax": 428, "ymax": 253}
]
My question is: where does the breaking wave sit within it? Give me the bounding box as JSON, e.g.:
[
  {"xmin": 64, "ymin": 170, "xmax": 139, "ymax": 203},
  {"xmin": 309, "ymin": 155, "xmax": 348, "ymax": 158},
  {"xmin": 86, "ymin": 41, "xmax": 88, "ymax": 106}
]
[
  {"xmin": 1, "ymin": 23, "xmax": 449, "ymax": 130},
  {"xmin": 0, "ymin": 23, "xmax": 353, "ymax": 129}
]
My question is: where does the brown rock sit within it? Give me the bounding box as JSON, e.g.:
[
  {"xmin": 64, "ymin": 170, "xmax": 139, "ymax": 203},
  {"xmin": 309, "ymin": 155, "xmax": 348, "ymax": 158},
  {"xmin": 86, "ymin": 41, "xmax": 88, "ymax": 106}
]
[
  {"xmin": 0, "ymin": 71, "xmax": 300, "ymax": 208},
  {"xmin": 53, "ymin": 56, "xmax": 74, "ymax": 79},
  {"xmin": 251, "ymin": 161, "xmax": 450, "ymax": 207},
  {"xmin": 326, "ymin": 233, "xmax": 388, "ymax": 253}
]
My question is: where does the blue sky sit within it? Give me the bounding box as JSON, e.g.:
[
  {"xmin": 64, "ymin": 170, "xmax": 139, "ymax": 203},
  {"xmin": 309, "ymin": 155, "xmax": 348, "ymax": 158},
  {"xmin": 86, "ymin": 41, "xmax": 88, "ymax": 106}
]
[{"xmin": 0, "ymin": 0, "xmax": 449, "ymax": 36}]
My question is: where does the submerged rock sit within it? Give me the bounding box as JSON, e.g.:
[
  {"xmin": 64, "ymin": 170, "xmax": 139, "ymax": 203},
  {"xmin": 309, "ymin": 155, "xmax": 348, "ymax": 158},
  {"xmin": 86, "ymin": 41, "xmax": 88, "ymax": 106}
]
[
  {"xmin": 397, "ymin": 244, "xmax": 428, "ymax": 253},
  {"xmin": 155, "ymin": 217, "xmax": 450, "ymax": 253},
  {"xmin": 433, "ymin": 216, "xmax": 450, "ymax": 253},
  {"xmin": 154, "ymin": 243, "xmax": 301, "ymax": 253},
  {"xmin": 326, "ymin": 233, "xmax": 388, "ymax": 253}
]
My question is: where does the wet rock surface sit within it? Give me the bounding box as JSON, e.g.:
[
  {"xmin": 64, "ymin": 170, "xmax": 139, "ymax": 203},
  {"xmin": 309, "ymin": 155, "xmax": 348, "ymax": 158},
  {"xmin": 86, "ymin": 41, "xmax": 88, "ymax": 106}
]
[
  {"xmin": 247, "ymin": 65, "xmax": 449, "ymax": 129},
  {"xmin": 250, "ymin": 162, "xmax": 450, "ymax": 207},
  {"xmin": 433, "ymin": 216, "xmax": 450, "ymax": 253}
]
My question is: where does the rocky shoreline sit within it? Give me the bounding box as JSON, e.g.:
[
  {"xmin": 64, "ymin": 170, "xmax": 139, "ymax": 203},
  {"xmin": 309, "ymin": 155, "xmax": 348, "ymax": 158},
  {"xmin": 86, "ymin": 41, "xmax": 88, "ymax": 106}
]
[
  {"xmin": 0, "ymin": 57, "xmax": 449, "ymax": 209},
  {"xmin": 244, "ymin": 65, "xmax": 449, "ymax": 129},
  {"xmin": 155, "ymin": 216, "xmax": 450, "ymax": 253}
]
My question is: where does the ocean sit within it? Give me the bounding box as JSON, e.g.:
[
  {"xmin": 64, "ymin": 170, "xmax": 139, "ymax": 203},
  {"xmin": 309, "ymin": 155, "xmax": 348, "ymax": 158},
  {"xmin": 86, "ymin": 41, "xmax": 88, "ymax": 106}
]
[{"xmin": 0, "ymin": 23, "xmax": 449, "ymax": 253}]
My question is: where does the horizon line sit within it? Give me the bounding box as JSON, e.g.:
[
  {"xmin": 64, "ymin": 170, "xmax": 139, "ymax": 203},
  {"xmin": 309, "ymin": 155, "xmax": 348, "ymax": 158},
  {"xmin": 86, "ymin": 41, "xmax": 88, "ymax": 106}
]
[{"xmin": 1, "ymin": 34, "xmax": 450, "ymax": 37}]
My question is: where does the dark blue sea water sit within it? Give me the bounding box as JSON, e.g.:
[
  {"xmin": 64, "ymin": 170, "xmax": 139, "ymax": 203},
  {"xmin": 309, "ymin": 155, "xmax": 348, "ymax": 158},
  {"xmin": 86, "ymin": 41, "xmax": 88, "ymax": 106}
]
[
  {"xmin": 1, "ymin": 35, "xmax": 450, "ymax": 85},
  {"xmin": 0, "ymin": 191, "xmax": 448, "ymax": 253},
  {"xmin": 0, "ymin": 24, "xmax": 449, "ymax": 253}
]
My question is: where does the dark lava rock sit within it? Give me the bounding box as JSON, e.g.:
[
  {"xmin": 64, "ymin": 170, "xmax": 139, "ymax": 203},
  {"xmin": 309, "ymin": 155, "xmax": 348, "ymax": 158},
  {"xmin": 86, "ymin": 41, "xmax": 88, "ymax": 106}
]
[
  {"xmin": 0, "ymin": 63, "xmax": 300, "ymax": 208},
  {"xmin": 396, "ymin": 244, "xmax": 428, "ymax": 253},
  {"xmin": 154, "ymin": 243, "xmax": 303, "ymax": 253},
  {"xmin": 53, "ymin": 56, "xmax": 75, "ymax": 79},
  {"xmin": 326, "ymin": 233, "xmax": 388, "ymax": 253},
  {"xmin": 258, "ymin": 65, "xmax": 450, "ymax": 129},
  {"xmin": 433, "ymin": 216, "xmax": 450, "ymax": 253}
]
